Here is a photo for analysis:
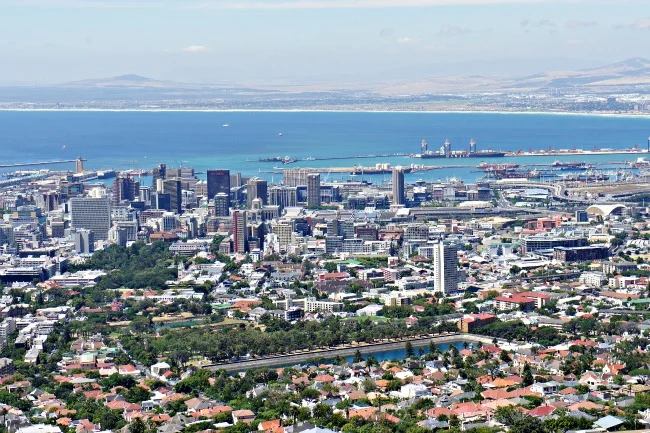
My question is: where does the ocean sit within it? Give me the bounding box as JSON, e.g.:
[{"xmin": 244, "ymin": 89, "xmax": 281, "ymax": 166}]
[{"xmin": 1, "ymin": 110, "xmax": 650, "ymax": 184}]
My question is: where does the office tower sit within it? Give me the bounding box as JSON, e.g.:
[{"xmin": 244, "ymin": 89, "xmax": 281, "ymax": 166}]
[
  {"xmin": 69, "ymin": 196, "xmax": 111, "ymax": 241},
  {"xmin": 152, "ymin": 164, "xmax": 167, "ymax": 192},
  {"xmin": 161, "ymin": 178, "xmax": 182, "ymax": 214},
  {"xmin": 307, "ymin": 173, "xmax": 321, "ymax": 208},
  {"xmin": 339, "ymin": 219, "xmax": 354, "ymax": 239},
  {"xmin": 326, "ymin": 219, "xmax": 339, "ymax": 237},
  {"xmin": 214, "ymin": 193, "xmax": 230, "ymax": 217},
  {"xmin": 111, "ymin": 174, "xmax": 139, "ymax": 205},
  {"xmin": 246, "ymin": 177, "xmax": 268, "ymax": 208},
  {"xmin": 433, "ymin": 242, "xmax": 459, "ymax": 293},
  {"xmin": 392, "ymin": 168, "xmax": 405, "ymax": 206},
  {"xmin": 283, "ymin": 168, "xmax": 309, "ymax": 187},
  {"xmin": 139, "ymin": 186, "xmax": 152, "ymax": 204},
  {"xmin": 154, "ymin": 193, "xmax": 171, "ymax": 212},
  {"xmin": 233, "ymin": 210, "xmax": 247, "ymax": 253},
  {"xmin": 74, "ymin": 229, "xmax": 94, "ymax": 254},
  {"xmin": 207, "ymin": 169, "xmax": 231, "ymax": 204},
  {"xmin": 269, "ymin": 186, "xmax": 298, "ymax": 210},
  {"xmin": 230, "ymin": 172, "xmax": 243, "ymax": 189}
]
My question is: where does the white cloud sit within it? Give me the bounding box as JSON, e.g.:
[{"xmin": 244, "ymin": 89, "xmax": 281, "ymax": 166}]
[
  {"xmin": 183, "ymin": 45, "xmax": 209, "ymax": 53},
  {"xmin": 397, "ymin": 37, "xmax": 421, "ymax": 44}
]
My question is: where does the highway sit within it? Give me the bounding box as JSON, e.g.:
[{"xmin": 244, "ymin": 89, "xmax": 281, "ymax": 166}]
[{"xmin": 204, "ymin": 333, "xmax": 493, "ymax": 373}]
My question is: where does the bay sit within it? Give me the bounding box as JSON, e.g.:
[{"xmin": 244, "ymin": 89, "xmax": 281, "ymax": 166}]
[{"xmin": 1, "ymin": 110, "xmax": 649, "ymax": 183}]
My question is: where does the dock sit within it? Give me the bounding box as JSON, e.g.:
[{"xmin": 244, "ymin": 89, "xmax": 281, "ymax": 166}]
[{"xmin": 0, "ymin": 159, "xmax": 86, "ymax": 169}]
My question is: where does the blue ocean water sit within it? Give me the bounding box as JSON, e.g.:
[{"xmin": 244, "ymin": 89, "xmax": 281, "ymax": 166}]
[{"xmin": 1, "ymin": 110, "xmax": 649, "ymax": 183}]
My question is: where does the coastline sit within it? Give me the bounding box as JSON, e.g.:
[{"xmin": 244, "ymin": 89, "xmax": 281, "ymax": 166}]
[{"xmin": 0, "ymin": 107, "xmax": 649, "ymax": 119}]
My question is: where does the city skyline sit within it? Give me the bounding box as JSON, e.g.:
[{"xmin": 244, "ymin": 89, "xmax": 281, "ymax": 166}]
[{"xmin": 1, "ymin": 0, "xmax": 649, "ymax": 84}]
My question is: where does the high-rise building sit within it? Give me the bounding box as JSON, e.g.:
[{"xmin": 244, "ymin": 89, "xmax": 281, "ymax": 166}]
[
  {"xmin": 214, "ymin": 193, "xmax": 230, "ymax": 217},
  {"xmin": 433, "ymin": 242, "xmax": 458, "ymax": 293},
  {"xmin": 161, "ymin": 178, "xmax": 182, "ymax": 214},
  {"xmin": 246, "ymin": 177, "xmax": 268, "ymax": 208},
  {"xmin": 233, "ymin": 210, "xmax": 247, "ymax": 253},
  {"xmin": 111, "ymin": 174, "xmax": 139, "ymax": 206},
  {"xmin": 74, "ymin": 229, "xmax": 94, "ymax": 254},
  {"xmin": 154, "ymin": 192, "xmax": 171, "ymax": 212},
  {"xmin": 307, "ymin": 173, "xmax": 321, "ymax": 208},
  {"xmin": 207, "ymin": 170, "xmax": 231, "ymax": 206},
  {"xmin": 392, "ymin": 167, "xmax": 405, "ymax": 206},
  {"xmin": 283, "ymin": 168, "xmax": 310, "ymax": 187},
  {"xmin": 269, "ymin": 186, "xmax": 298, "ymax": 210},
  {"xmin": 69, "ymin": 196, "xmax": 111, "ymax": 241},
  {"xmin": 230, "ymin": 172, "xmax": 243, "ymax": 189},
  {"xmin": 152, "ymin": 164, "xmax": 167, "ymax": 192}
]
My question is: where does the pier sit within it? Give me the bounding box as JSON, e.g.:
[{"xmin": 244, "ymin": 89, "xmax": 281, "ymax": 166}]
[{"xmin": 0, "ymin": 159, "xmax": 86, "ymax": 169}]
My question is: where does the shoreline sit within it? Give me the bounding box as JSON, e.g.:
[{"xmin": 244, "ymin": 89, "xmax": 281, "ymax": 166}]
[{"xmin": 0, "ymin": 107, "xmax": 649, "ymax": 119}]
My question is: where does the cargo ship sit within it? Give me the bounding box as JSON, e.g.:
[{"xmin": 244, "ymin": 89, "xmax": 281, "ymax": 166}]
[{"xmin": 412, "ymin": 138, "xmax": 505, "ymax": 159}]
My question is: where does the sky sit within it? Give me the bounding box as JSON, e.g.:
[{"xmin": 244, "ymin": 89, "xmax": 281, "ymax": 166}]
[{"xmin": 0, "ymin": 0, "xmax": 649, "ymax": 84}]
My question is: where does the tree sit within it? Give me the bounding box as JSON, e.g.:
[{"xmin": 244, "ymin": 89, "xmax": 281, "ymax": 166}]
[
  {"xmin": 405, "ymin": 341, "xmax": 414, "ymax": 358},
  {"xmin": 353, "ymin": 349, "xmax": 363, "ymax": 363},
  {"xmin": 128, "ymin": 418, "xmax": 146, "ymax": 433},
  {"xmin": 522, "ymin": 362, "xmax": 534, "ymax": 387}
]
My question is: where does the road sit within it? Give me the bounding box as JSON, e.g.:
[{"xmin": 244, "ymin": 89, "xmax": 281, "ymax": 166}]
[{"xmin": 204, "ymin": 333, "xmax": 493, "ymax": 373}]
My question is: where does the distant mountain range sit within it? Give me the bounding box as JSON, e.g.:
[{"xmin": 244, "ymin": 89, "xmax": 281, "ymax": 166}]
[
  {"xmin": 64, "ymin": 74, "xmax": 182, "ymax": 88},
  {"xmin": 369, "ymin": 57, "xmax": 650, "ymax": 95},
  {"xmin": 511, "ymin": 57, "xmax": 650, "ymax": 89},
  {"xmin": 56, "ymin": 58, "xmax": 650, "ymax": 96}
]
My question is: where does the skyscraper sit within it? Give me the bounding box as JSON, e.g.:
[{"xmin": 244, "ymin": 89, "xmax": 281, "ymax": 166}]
[
  {"xmin": 111, "ymin": 174, "xmax": 139, "ymax": 206},
  {"xmin": 69, "ymin": 196, "xmax": 111, "ymax": 241},
  {"xmin": 73, "ymin": 229, "xmax": 94, "ymax": 254},
  {"xmin": 307, "ymin": 173, "xmax": 321, "ymax": 208},
  {"xmin": 152, "ymin": 164, "xmax": 167, "ymax": 192},
  {"xmin": 246, "ymin": 177, "xmax": 268, "ymax": 208},
  {"xmin": 233, "ymin": 210, "xmax": 247, "ymax": 253},
  {"xmin": 433, "ymin": 242, "xmax": 459, "ymax": 293},
  {"xmin": 392, "ymin": 167, "xmax": 405, "ymax": 206},
  {"xmin": 214, "ymin": 193, "xmax": 229, "ymax": 217},
  {"xmin": 269, "ymin": 186, "xmax": 298, "ymax": 210},
  {"xmin": 207, "ymin": 170, "xmax": 231, "ymax": 206},
  {"xmin": 282, "ymin": 168, "xmax": 309, "ymax": 187},
  {"xmin": 161, "ymin": 178, "xmax": 182, "ymax": 214}
]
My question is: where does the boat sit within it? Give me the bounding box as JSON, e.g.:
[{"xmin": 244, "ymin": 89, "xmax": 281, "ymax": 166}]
[
  {"xmin": 281, "ymin": 156, "xmax": 297, "ymax": 164},
  {"xmin": 550, "ymin": 161, "xmax": 589, "ymax": 170},
  {"xmin": 278, "ymin": 132, "xmax": 283, "ymax": 137},
  {"xmin": 222, "ymin": 123, "xmax": 230, "ymax": 127},
  {"xmin": 630, "ymin": 157, "xmax": 650, "ymax": 168},
  {"xmin": 258, "ymin": 157, "xmax": 283, "ymax": 162},
  {"xmin": 414, "ymin": 137, "xmax": 505, "ymax": 159}
]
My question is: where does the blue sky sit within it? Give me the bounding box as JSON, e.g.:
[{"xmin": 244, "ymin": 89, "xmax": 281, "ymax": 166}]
[{"xmin": 0, "ymin": 0, "xmax": 649, "ymax": 84}]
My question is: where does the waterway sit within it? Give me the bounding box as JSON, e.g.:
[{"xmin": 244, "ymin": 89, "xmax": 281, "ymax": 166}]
[{"xmin": 1, "ymin": 111, "xmax": 650, "ymax": 183}]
